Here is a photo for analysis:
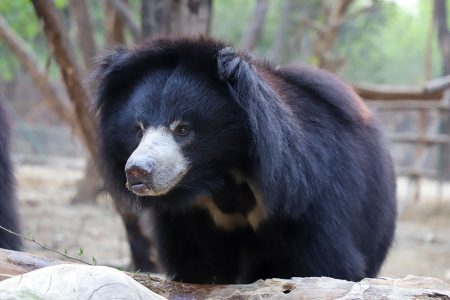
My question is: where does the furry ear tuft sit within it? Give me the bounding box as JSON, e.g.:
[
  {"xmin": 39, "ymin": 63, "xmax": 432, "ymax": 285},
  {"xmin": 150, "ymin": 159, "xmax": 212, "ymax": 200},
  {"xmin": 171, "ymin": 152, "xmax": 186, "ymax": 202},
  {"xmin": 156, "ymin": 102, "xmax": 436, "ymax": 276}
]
[
  {"xmin": 217, "ymin": 47, "xmax": 255, "ymax": 82},
  {"xmin": 217, "ymin": 47, "xmax": 242, "ymax": 81}
]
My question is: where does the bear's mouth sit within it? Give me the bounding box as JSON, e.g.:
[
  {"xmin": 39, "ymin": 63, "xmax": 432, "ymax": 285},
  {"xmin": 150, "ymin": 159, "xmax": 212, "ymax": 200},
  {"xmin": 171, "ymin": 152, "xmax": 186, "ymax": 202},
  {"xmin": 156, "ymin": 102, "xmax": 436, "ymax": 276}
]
[
  {"xmin": 126, "ymin": 170, "xmax": 187, "ymax": 197},
  {"xmin": 126, "ymin": 182, "xmax": 152, "ymax": 196}
]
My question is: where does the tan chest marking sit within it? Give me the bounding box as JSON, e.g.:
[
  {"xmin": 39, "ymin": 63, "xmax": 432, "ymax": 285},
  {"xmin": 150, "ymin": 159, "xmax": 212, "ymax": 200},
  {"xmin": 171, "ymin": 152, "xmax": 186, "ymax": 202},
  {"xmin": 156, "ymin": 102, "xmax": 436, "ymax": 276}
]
[
  {"xmin": 196, "ymin": 196, "xmax": 248, "ymax": 231},
  {"xmin": 195, "ymin": 173, "xmax": 266, "ymax": 231}
]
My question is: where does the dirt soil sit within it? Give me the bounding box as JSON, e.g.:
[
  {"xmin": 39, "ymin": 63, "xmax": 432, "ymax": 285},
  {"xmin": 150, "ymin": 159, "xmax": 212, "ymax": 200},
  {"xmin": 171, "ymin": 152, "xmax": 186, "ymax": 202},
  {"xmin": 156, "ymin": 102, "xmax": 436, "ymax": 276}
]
[{"xmin": 12, "ymin": 156, "xmax": 450, "ymax": 282}]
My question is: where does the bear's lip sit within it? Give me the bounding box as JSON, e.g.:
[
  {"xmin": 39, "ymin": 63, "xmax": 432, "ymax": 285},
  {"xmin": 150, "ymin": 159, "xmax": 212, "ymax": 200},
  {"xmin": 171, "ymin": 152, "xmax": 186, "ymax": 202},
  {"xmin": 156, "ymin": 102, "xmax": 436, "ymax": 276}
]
[
  {"xmin": 126, "ymin": 170, "xmax": 187, "ymax": 197},
  {"xmin": 126, "ymin": 182, "xmax": 170, "ymax": 197},
  {"xmin": 128, "ymin": 183, "xmax": 153, "ymax": 196}
]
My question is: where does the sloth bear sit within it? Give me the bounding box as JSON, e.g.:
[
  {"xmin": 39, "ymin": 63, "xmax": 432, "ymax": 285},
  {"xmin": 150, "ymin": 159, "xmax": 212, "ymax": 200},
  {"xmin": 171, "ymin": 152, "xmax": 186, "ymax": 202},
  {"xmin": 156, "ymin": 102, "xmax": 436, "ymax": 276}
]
[
  {"xmin": 94, "ymin": 37, "xmax": 396, "ymax": 284},
  {"xmin": 0, "ymin": 103, "xmax": 22, "ymax": 250}
]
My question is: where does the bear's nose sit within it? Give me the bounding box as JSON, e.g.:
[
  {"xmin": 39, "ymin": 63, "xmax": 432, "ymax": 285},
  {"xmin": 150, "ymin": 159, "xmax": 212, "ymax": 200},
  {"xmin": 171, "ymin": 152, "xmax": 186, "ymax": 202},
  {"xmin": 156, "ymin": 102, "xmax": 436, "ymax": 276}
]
[{"xmin": 125, "ymin": 159, "xmax": 154, "ymax": 187}]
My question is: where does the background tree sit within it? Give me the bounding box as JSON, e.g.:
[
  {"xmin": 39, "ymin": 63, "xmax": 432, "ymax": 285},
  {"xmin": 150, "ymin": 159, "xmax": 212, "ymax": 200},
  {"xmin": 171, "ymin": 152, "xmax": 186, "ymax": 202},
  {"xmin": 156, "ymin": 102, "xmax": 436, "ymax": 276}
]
[
  {"xmin": 240, "ymin": 0, "xmax": 270, "ymax": 51},
  {"xmin": 434, "ymin": 0, "xmax": 450, "ymax": 76}
]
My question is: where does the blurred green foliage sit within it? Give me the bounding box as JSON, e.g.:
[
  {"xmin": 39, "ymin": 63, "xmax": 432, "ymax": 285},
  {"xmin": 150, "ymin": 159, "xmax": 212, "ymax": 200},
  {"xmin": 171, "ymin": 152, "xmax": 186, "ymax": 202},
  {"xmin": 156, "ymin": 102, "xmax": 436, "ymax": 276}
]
[
  {"xmin": 338, "ymin": 1, "xmax": 443, "ymax": 84},
  {"xmin": 213, "ymin": 0, "xmax": 445, "ymax": 85},
  {"xmin": 0, "ymin": 0, "xmax": 41, "ymax": 80},
  {"xmin": 0, "ymin": 0, "xmax": 447, "ymax": 84}
]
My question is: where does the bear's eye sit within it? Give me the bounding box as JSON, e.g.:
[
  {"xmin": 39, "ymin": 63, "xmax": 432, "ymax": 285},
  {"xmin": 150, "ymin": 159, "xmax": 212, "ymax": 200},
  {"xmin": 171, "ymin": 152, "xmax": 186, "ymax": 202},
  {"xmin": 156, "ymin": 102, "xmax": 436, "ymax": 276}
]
[
  {"xmin": 174, "ymin": 124, "xmax": 190, "ymax": 136},
  {"xmin": 135, "ymin": 122, "xmax": 144, "ymax": 139}
]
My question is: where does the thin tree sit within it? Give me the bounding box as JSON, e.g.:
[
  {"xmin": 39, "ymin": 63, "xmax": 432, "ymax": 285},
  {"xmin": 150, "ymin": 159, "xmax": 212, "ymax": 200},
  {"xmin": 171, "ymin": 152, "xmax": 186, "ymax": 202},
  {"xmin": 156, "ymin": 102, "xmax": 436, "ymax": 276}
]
[
  {"xmin": 268, "ymin": 0, "xmax": 294, "ymax": 62},
  {"xmin": 68, "ymin": 0, "xmax": 97, "ymax": 73},
  {"xmin": 434, "ymin": 0, "xmax": 450, "ymax": 75},
  {"xmin": 31, "ymin": 0, "xmax": 96, "ymax": 154},
  {"xmin": 68, "ymin": 0, "xmax": 104, "ymax": 204},
  {"xmin": 109, "ymin": 0, "xmax": 141, "ymax": 41},
  {"xmin": 139, "ymin": 0, "xmax": 214, "ymax": 39},
  {"xmin": 240, "ymin": 0, "xmax": 270, "ymax": 51},
  {"xmin": 171, "ymin": 0, "xmax": 213, "ymax": 36},
  {"xmin": 141, "ymin": 0, "xmax": 172, "ymax": 38},
  {"xmin": 300, "ymin": 0, "xmax": 379, "ymax": 72}
]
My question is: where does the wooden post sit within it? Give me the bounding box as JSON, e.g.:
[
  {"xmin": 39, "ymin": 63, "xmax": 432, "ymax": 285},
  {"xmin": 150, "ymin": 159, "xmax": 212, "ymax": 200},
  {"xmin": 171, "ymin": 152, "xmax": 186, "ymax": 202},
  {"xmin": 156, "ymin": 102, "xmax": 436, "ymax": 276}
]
[{"xmin": 412, "ymin": 108, "xmax": 427, "ymax": 202}]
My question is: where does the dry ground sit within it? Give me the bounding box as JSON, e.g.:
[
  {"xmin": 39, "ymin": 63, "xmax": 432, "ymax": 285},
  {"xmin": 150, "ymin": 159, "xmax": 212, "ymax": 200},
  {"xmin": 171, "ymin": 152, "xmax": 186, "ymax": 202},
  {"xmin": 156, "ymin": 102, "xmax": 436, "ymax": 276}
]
[{"xmin": 12, "ymin": 156, "xmax": 450, "ymax": 282}]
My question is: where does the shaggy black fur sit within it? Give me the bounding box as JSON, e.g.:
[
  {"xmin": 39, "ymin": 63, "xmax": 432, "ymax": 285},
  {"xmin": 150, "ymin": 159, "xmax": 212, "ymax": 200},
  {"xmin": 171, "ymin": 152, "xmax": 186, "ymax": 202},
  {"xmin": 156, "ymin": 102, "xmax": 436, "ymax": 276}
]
[
  {"xmin": 95, "ymin": 37, "xmax": 396, "ymax": 284},
  {"xmin": 0, "ymin": 103, "xmax": 22, "ymax": 250}
]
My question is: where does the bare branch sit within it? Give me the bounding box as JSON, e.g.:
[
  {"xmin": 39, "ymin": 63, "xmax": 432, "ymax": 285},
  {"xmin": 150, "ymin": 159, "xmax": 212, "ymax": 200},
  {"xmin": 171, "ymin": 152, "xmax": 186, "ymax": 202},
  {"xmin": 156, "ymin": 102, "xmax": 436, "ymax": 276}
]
[
  {"xmin": 31, "ymin": 0, "xmax": 96, "ymax": 155},
  {"xmin": 300, "ymin": 16, "xmax": 326, "ymax": 35},
  {"xmin": 334, "ymin": 3, "xmax": 378, "ymax": 28},
  {"xmin": 0, "ymin": 225, "xmax": 91, "ymax": 265},
  {"xmin": 108, "ymin": 0, "xmax": 141, "ymax": 41},
  {"xmin": 338, "ymin": 0, "xmax": 355, "ymax": 16},
  {"xmin": 0, "ymin": 14, "xmax": 75, "ymax": 125}
]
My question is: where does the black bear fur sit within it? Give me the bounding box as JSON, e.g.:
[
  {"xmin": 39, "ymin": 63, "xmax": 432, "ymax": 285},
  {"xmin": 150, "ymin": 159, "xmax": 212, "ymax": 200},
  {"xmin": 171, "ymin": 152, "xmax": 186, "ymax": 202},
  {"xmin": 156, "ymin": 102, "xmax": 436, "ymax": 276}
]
[
  {"xmin": 0, "ymin": 103, "xmax": 22, "ymax": 251},
  {"xmin": 94, "ymin": 37, "xmax": 396, "ymax": 284}
]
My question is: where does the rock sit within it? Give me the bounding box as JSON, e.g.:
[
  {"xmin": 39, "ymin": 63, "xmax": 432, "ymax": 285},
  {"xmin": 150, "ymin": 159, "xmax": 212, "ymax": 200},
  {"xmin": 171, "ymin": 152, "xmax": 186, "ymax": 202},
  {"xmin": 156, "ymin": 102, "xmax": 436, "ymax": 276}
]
[{"xmin": 0, "ymin": 264, "xmax": 166, "ymax": 300}]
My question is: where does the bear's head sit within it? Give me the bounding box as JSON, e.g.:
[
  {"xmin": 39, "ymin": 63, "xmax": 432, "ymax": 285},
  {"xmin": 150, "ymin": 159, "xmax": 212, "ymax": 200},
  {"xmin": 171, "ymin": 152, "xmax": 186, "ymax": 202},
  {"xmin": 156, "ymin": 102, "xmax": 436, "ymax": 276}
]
[
  {"xmin": 94, "ymin": 38, "xmax": 252, "ymax": 209},
  {"xmin": 94, "ymin": 37, "xmax": 297, "ymax": 213}
]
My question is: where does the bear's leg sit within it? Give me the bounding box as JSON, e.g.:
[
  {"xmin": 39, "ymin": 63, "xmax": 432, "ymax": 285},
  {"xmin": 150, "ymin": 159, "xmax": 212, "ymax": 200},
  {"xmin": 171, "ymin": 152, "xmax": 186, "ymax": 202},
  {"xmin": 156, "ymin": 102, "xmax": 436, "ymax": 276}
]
[
  {"xmin": 113, "ymin": 198, "xmax": 158, "ymax": 272},
  {"xmin": 239, "ymin": 220, "xmax": 367, "ymax": 282}
]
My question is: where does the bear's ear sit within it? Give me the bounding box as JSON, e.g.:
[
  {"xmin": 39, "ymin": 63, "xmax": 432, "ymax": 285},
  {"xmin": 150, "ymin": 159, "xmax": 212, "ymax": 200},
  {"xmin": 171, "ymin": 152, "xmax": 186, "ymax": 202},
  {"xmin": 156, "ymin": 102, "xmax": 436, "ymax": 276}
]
[
  {"xmin": 217, "ymin": 48, "xmax": 309, "ymax": 217},
  {"xmin": 93, "ymin": 45, "xmax": 129, "ymax": 83},
  {"xmin": 92, "ymin": 46, "xmax": 130, "ymax": 112}
]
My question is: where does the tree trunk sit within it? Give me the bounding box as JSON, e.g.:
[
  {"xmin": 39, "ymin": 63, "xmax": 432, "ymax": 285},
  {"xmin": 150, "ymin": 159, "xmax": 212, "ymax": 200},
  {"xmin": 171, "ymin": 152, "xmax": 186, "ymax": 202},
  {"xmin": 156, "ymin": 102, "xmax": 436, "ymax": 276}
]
[
  {"xmin": 33, "ymin": 0, "xmax": 102, "ymax": 206},
  {"xmin": 170, "ymin": 0, "xmax": 213, "ymax": 36},
  {"xmin": 434, "ymin": 0, "xmax": 450, "ymax": 75},
  {"xmin": 0, "ymin": 249, "xmax": 449, "ymax": 299},
  {"xmin": 103, "ymin": 0, "xmax": 126, "ymax": 46},
  {"xmin": 68, "ymin": 0, "xmax": 97, "ymax": 72},
  {"xmin": 240, "ymin": 0, "xmax": 270, "ymax": 51},
  {"xmin": 141, "ymin": 0, "xmax": 172, "ymax": 38},
  {"xmin": 424, "ymin": 5, "xmax": 435, "ymax": 80},
  {"xmin": 300, "ymin": 0, "xmax": 382, "ymax": 72},
  {"xmin": 68, "ymin": 0, "xmax": 104, "ymax": 205},
  {"xmin": 268, "ymin": 0, "xmax": 293, "ymax": 62},
  {"xmin": 31, "ymin": 0, "xmax": 97, "ymax": 155},
  {"xmin": 316, "ymin": 0, "xmax": 355, "ymax": 71},
  {"xmin": 70, "ymin": 160, "xmax": 104, "ymax": 205}
]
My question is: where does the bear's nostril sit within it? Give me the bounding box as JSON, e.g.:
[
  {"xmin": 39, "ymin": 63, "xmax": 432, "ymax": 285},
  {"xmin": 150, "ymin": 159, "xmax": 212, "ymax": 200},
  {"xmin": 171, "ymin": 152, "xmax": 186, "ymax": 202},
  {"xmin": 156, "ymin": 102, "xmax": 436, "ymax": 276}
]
[
  {"xmin": 125, "ymin": 165, "xmax": 152, "ymax": 185},
  {"xmin": 128, "ymin": 168, "xmax": 148, "ymax": 178}
]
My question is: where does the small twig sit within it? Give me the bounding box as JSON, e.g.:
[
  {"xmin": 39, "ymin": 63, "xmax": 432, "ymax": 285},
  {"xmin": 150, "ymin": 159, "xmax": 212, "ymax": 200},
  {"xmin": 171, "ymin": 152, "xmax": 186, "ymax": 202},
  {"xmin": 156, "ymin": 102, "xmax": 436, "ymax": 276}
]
[
  {"xmin": 0, "ymin": 225, "xmax": 91, "ymax": 265},
  {"xmin": 334, "ymin": 3, "xmax": 378, "ymax": 28},
  {"xmin": 300, "ymin": 17, "xmax": 326, "ymax": 35}
]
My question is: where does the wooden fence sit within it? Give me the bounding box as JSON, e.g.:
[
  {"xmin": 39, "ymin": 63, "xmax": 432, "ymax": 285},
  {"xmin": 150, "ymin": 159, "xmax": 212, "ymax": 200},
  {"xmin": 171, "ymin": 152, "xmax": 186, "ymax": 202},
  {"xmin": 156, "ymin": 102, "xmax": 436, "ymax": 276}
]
[{"xmin": 362, "ymin": 81, "xmax": 450, "ymax": 210}]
